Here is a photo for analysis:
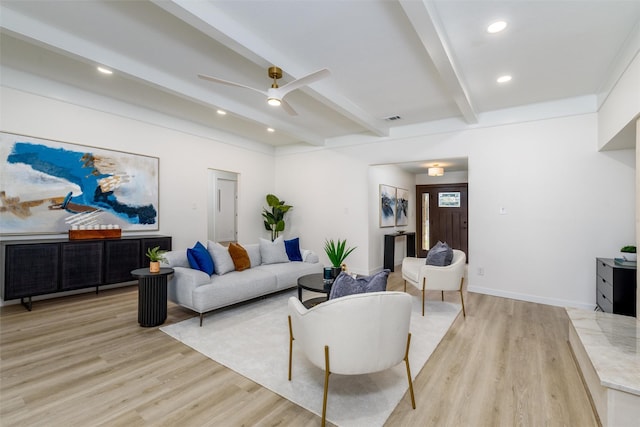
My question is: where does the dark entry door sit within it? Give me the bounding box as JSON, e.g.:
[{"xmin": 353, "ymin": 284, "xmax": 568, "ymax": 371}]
[{"xmin": 416, "ymin": 184, "xmax": 468, "ymax": 259}]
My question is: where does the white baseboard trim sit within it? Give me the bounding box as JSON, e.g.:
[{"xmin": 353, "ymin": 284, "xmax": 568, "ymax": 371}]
[{"xmin": 467, "ymin": 285, "xmax": 596, "ymax": 311}]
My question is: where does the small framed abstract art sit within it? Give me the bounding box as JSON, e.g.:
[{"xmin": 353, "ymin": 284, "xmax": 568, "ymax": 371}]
[
  {"xmin": 0, "ymin": 132, "xmax": 160, "ymax": 235},
  {"xmin": 395, "ymin": 187, "xmax": 409, "ymax": 226},
  {"xmin": 379, "ymin": 184, "xmax": 396, "ymax": 227}
]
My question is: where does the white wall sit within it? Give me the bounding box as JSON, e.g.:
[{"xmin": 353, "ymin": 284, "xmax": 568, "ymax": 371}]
[
  {"xmin": 276, "ymin": 113, "xmax": 635, "ymax": 310},
  {"xmin": 416, "ymin": 170, "xmax": 468, "ymax": 185},
  {"xmin": 598, "ymin": 52, "xmax": 640, "ymax": 150},
  {"xmin": 0, "ymin": 87, "xmax": 276, "ymax": 250},
  {"xmin": 368, "ymin": 165, "xmax": 415, "ymax": 272}
]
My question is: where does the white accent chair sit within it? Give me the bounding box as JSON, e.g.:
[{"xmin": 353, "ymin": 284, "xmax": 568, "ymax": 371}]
[
  {"xmin": 287, "ymin": 291, "xmax": 415, "ymax": 427},
  {"xmin": 401, "ymin": 249, "xmax": 467, "ymax": 317}
]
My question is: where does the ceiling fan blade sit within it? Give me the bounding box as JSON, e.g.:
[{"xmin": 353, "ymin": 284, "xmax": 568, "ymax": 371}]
[
  {"xmin": 275, "ymin": 68, "xmax": 330, "ymax": 98},
  {"xmin": 198, "ymin": 74, "xmax": 267, "ymax": 96},
  {"xmin": 280, "ymin": 99, "xmax": 298, "ymax": 116}
]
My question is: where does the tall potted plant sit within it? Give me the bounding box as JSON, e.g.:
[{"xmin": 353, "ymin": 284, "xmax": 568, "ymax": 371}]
[
  {"xmin": 324, "ymin": 238, "xmax": 357, "ymax": 278},
  {"xmin": 262, "ymin": 194, "xmax": 293, "ymax": 241}
]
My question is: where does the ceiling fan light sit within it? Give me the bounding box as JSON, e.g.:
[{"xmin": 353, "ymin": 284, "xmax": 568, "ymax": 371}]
[
  {"xmin": 267, "ymin": 97, "xmax": 281, "ymax": 106},
  {"xmin": 428, "ymin": 167, "xmax": 444, "ymax": 177}
]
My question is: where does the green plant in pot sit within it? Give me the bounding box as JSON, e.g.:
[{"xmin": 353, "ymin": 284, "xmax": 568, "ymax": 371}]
[
  {"xmin": 324, "ymin": 238, "xmax": 357, "ymax": 278},
  {"xmin": 262, "ymin": 194, "xmax": 293, "ymax": 241},
  {"xmin": 146, "ymin": 246, "xmax": 167, "ymax": 273},
  {"xmin": 620, "ymin": 245, "xmax": 636, "ymax": 262}
]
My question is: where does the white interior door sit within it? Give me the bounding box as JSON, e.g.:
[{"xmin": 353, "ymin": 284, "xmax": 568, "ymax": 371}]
[{"xmin": 208, "ymin": 170, "xmax": 237, "ymax": 243}]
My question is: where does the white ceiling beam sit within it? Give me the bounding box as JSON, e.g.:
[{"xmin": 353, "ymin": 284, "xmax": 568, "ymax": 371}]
[
  {"xmin": 398, "ymin": 0, "xmax": 478, "ymax": 124},
  {"xmin": 0, "ymin": 5, "xmax": 326, "ymax": 146},
  {"xmin": 152, "ymin": 0, "xmax": 390, "ymax": 137}
]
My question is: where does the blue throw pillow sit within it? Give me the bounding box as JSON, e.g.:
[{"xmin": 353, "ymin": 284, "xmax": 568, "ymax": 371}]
[
  {"xmin": 425, "ymin": 241, "xmax": 453, "ymax": 266},
  {"xmin": 187, "ymin": 241, "xmax": 214, "ymax": 275},
  {"xmin": 328, "ymin": 270, "xmax": 390, "ymax": 300},
  {"xmin": 284, "ymin": 237, "xmax": 303, "ymax": 262}
]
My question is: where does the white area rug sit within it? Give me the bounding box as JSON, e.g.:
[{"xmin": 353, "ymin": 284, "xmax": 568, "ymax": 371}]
[{"xmin": 160, "ymin": 290, "xmax": 460, "ymax": 427}]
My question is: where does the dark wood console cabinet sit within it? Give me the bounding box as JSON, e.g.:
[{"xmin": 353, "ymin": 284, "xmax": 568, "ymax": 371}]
[
  {"xmin": 1, "ymin": 235, "xmax": 171, "ymax": 310},
  {"xmin": 596, "ymin": 258, "xmax": 636, "ymax": 317},
  {"xmin": 383, "ymin": 232, "xmax": 416, "ymax": 272}
]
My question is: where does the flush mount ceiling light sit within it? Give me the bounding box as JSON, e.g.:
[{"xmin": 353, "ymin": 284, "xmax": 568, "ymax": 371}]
[
  {"xmin": 267, "ymin": 127, "xmax": 275, "ymax": 133},
  {"xmin": 487, "ymin": 21, "xmax": 507, "ymax": 33},
  {"xmin": 497, "ymin": 75, "xmax": 512, "ymax": 83},
  {"xmin": 216, "ymin": 109, "xmax": 227, "ymax": 115},
  {"xmin": 97, "ymin": 66, "xmax": 113, "ymax": 75},
  {"xmin": 428, "ymin": 165, "xmax": 444, "ymax": 176}
]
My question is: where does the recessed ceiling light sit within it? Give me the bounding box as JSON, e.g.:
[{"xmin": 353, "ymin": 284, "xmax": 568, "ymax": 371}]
[
  {"xmin": 267, "ymin": 127, "xmax": 275, "ymax": 133},
  {"xmin": 497, "ymin": 75, "xmax": 512, "ymax": 83},
  {"xmin": 487, "ymin": 21, "xmax": 507, "ymax": 33},
  {"xmin": 97, "ymin": 66, "xmax": 113, "ymax": 75},
  {"xmin": 216, "ymin": 109, "xmax": 227, "ymax": 115}
]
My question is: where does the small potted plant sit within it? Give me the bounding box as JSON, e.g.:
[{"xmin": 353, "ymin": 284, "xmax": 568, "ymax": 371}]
[
  {"xmin": 146, "ymin": 246, "xmax": 167, "ymax": 273},
  {"xmin": 620, "ymin": 245, "xmax": 636, "ymax": 262},
  {"xmin": 324, "ymin": 238, "xmax": 357, "ymax": 278}
]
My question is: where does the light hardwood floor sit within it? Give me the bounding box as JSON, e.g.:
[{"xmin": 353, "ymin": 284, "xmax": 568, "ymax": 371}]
[{"xmin": 0, "ymin": 271, "xmax": 598, "ymax": 427}]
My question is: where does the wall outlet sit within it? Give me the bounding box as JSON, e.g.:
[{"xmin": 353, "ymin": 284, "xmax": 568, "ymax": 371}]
[{"xmin": 477, "ymin": 267, "xmax": 485, "ymax": 276}]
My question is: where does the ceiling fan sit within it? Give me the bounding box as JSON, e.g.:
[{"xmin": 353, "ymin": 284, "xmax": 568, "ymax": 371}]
[{"xmin": 198, "ymin": 66, "xmax": 330, "ymax": 116}]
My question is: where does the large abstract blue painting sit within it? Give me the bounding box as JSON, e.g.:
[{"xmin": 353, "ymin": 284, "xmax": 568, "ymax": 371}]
[{"xmin": 0, "ymin": 132, "xmax": 159, "ymax": 235}]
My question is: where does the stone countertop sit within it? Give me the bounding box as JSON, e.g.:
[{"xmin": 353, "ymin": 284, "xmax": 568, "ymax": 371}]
[{"xmin": 566, "ymin": 307, "xmax": 640, "ymax": 395}]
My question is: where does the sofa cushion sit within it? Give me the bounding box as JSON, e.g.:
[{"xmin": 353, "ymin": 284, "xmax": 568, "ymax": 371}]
[
  {"xmin": 259, "ymin": 237, "xmax": 290, "ymax": 265},
  {"xmin": 207, "ymin": 241, "xmax": 235, "ymax": 275},
  {"xmin": 329, "ymin": 270, "xmax": 389, "ymax": 300},
  {"xmin": 186, "ymin": 241, "xmax": 215, "ymax": 275},
  {"xmin": 284, "ymin": 237, "xmax": 303, "ymax": 261},
  {"xmin": 425, "ymin": 241, "xmax": 453, "ymax": 266},
  {"xmin": 229, "ymin": 242, "xmax": 251, "ymax": 272},
  {"xmin": 244, "ymin": 243, "xmax": 262, "ymax": 267}
]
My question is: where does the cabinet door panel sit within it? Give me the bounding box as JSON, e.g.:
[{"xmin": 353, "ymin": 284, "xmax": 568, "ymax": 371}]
[
  {"xmin": 61, "ymin": 242, "xmax": 104, "ymax": 290},
  {"xmin": 5, "ymin": 244, "xmax": 59, "ymax": 299},
  {"xmin": 105, "ymin": 240, "xmax": 141, "ymax": 284}
]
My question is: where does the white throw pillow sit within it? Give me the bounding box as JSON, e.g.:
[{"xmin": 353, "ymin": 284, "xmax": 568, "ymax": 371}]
[
  {"xmin": 243, "ymin": 243, "xmax": 262, "ymax": 268},
  {"xmin": 259, "ymin": 237, "xmax": 290, "ymax": 265},
  {"xmin": 207, "ymin": 241, "xmax": 235, "ymax": 275}
]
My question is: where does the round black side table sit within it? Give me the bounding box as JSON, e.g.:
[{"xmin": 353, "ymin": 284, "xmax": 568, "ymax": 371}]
[{"xmin": 131, "ymin": 267, "xmax": 174, "ymax": 327}]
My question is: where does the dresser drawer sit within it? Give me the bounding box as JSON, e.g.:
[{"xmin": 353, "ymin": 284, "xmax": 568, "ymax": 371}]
[
  {"xmin": 596, "ymin": 275, "xmax": 613, "ymax": 303},
  {"xmin": 596, "ymin": 259, "xmax": 613, "ymax": 283},
  {"xmin": 597, "ymin": 290, "xmax": 613, "ymax": 313}
]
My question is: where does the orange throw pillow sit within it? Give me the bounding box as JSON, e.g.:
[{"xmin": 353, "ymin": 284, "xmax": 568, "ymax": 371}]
[{"xmin": 228, "ymin": 242, "xmax": 251, "ymax": 272}]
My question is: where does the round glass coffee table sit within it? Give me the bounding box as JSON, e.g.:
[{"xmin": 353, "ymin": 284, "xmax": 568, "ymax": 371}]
[{"xmin": 297, "ymin": 273, "xmax": 333, "ymax": 308}]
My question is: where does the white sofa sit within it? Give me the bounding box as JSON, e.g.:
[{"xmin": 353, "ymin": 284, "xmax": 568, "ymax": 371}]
[{"xmin": 162, "ymin": 242, "xmax": 323, "ymax": 325}]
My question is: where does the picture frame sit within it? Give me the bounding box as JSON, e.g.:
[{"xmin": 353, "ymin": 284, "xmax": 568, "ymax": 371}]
[
  {"xmin": 0, "ymin": 132, "xmax": 160, "ymax": 235},
  {"xmin": 395, "ymin": 187, "xmax": 409, "ymax": 226},
  {"xmin": 379, "ymin": 184, "xmax": 396, "ymax": 227}
]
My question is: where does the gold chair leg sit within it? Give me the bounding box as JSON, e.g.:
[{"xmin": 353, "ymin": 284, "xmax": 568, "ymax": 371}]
[
  {"xmin": 459, "ymin": 277, "xmax": 466, "ymax": 318},
  {"xmin": 404, "ymin": 333, "xmax": 416, "ymax": 409},
  {"xmin": 288, "ymin": 316, "xmax": 294, "ymax": 380},
  {"xmin": 322, "ymin": 345, "xmax": 331, "ymax": 427}
]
